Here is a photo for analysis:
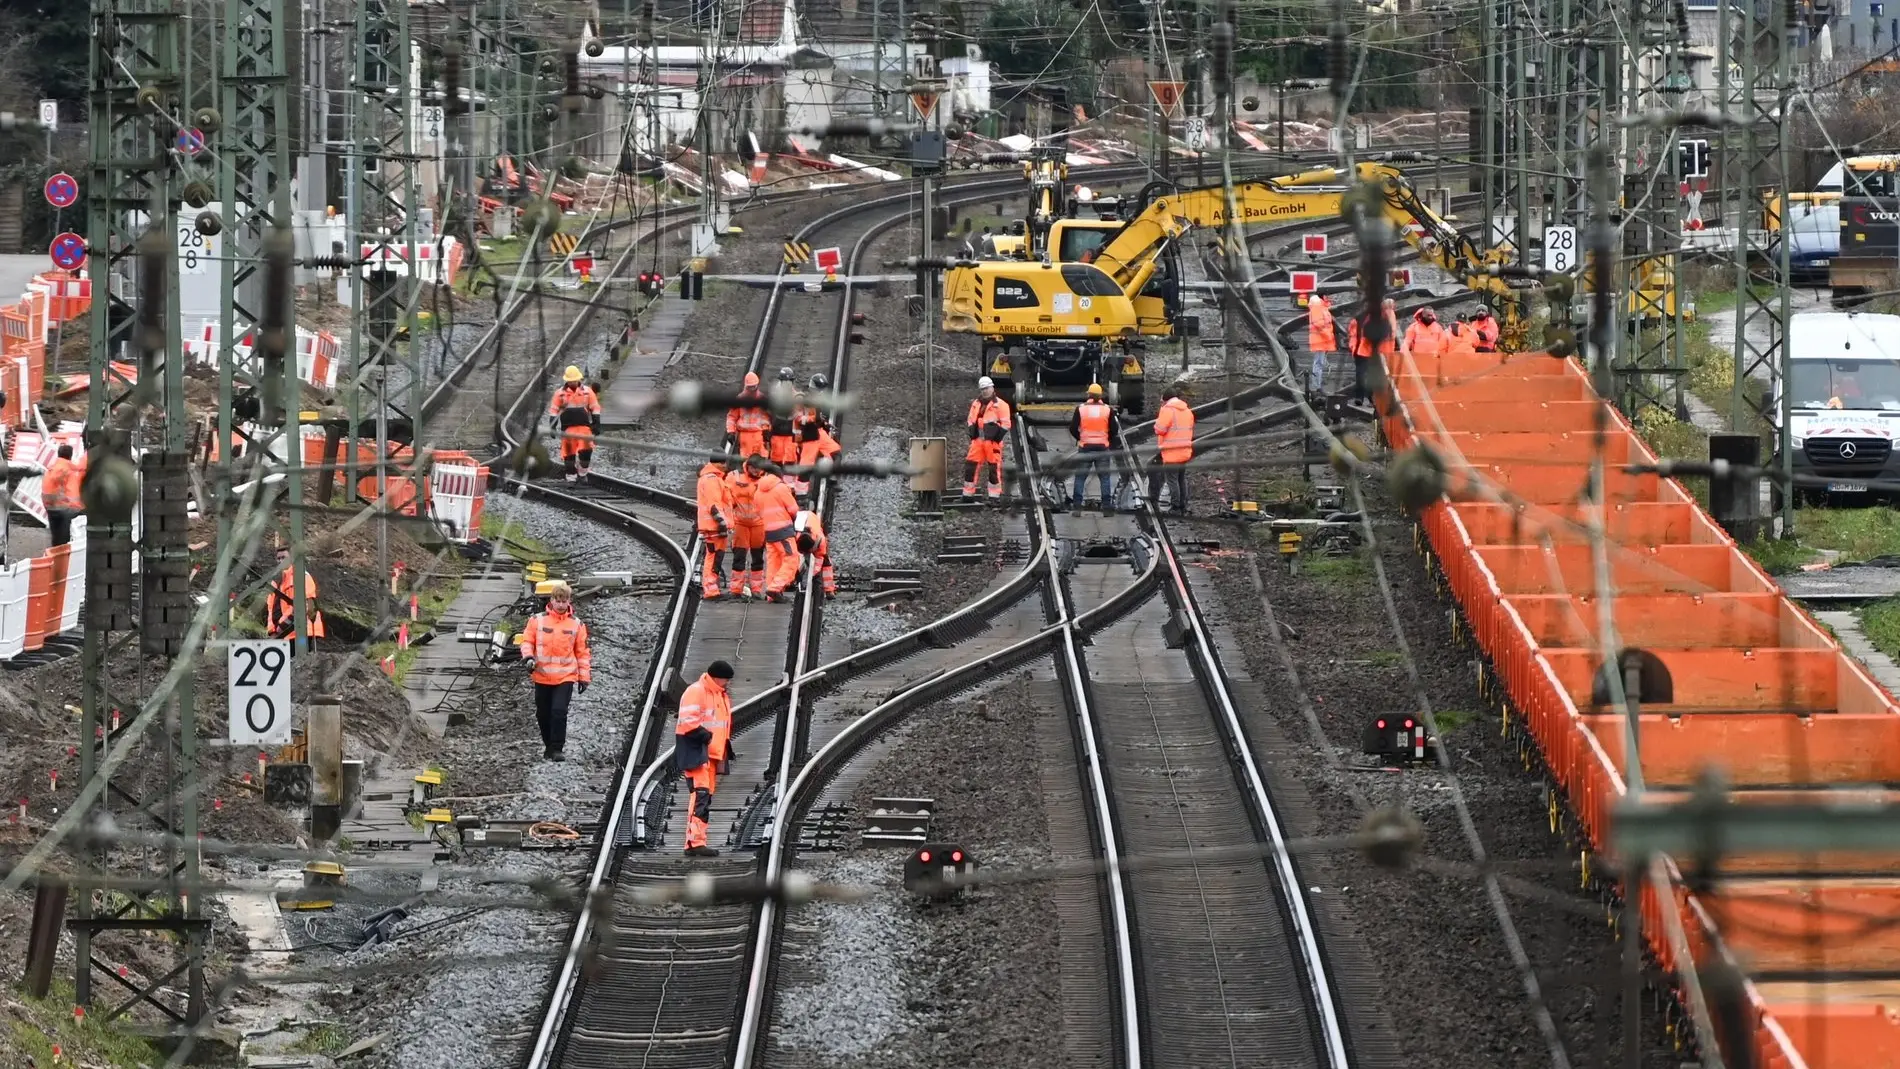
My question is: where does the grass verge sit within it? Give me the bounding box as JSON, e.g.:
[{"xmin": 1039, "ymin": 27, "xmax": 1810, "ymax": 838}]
[
  {"xmin": 4, "ymin": 983, "xmax": 162, "ymax": 1068},
  {"xmin": 481, "ymin": 512, "xmax": 559, "ymax": 565},
  {"xmin": 1860, "ymin": 598, "xmax": 1900, "ymax": 661}
]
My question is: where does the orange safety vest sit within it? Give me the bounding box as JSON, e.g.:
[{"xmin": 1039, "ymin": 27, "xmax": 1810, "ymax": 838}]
[
  {"xmin": 725, "ymin": 469, "xmax": 763, "ymax": 524},
  {"xmin": 1472, "ymin": 316, "xmax": 1500, "ymax": 351},
  {"xmin": 696, "ymin": 464, "xmax": 731, "ymax": 534},
  {"xmin": 727, "ymin": 390, "xmax": 770, "ymax": 451},
  {"xmin": 1445, "ymin": 323, "xmax": 1478, "ymax": 358},
  {"xmin": 1404, "ymin": 320, "xmax": 1448, "ymax": 356},
  {"xmin": 1154, "ymin": 397, "xmax": 1195, "ymax": 464},
  {"xmin": 676, "ymin": 673, "xmax": 733, "ymax": 759},
  {"xmin": 968, "ymin": 396, "xmax": 1012, "ymax": 437},
  {"xmin": 1306, "ymin": 297, "xmax": 1337, "ymax": 352},
  {"xmin": 520, "ymin": 606, "xmax": 591, "ymax": 686},
  {"xmin": 794, "ymin": 510, "xmax": 828, "ymax": 557},
  {"xmin": 549, "ymin": 385, "xmax": 600, "ymax": 437},
  {"xmin": 1075, "ymin": 400, "xmax": 1113, "ymax": 447},
  {"xmin": 757, "ymin": 473, "xmax": 798, "ymax": 534},
  {"xmin": 41, "ymin": 457, "xmax": 82, "ymax": 511},
  {"xmin": 268, "ymin": 566, "xmax": 328, "ymax": 639}
]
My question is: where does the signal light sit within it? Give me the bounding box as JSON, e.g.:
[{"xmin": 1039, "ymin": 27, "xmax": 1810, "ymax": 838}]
[
  {"xmin": 1363, "ymin": 713, "xmax": 1427, "ymax": 766},
  {"xmin": 904, "ymin": 841, "xmax": 976, "ymax": 900}
]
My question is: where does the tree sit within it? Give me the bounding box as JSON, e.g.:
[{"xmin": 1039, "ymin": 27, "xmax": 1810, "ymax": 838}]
[
  {"xmin": 979, "ymin": 0, "xmax": 1083, "ymax": 79},
  {"xmin": 0, "ymin": 0, "xmax": 87, "ymax": 104}
]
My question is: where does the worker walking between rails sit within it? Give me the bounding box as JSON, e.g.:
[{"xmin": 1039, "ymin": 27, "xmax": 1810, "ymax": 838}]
[
  {"xmin": 724, "ymin": 456, "xmax": 769, "ymax": 598},
  {"xmin": 1148, "ymin": 387, "xmax": 1194, "ymax": 514},
  {"xmin": 266, "ymin": 544, "xmax": 327, "ymax": 644},
  {"xmin": 758, "ymin": 462, "xmax": 803, "ymax": 602},
  {"xmin": 1471, "ymin": 307, "xmax": 1501, "ymax": 353},
  {"xmin": 792, "ymin": 509, "xmax": 837, "ymax": 598},
  {"xmin": 964, "ymin": 376, "xmax": 1012, "ymax": 499},
  {"xmin": 797, "ymin": 373, "xmax": 842, "ymax": 495},
  {"xmin": 696, "ymin": 459, "xmax": 733, "ymax": 600},
  {"xmin": 1069, "ymin": 383, "xmax": 1119, "ymax": 510},
  {"xmin": 767, "ymin": 367, "xmax": 802, "ymax": 469},
  {"xmin": 41, "ymin": 444, "xmax": 83, "ymax": 548},
  {"xmin": 725, "ymin": 372, "xmax": 770, "ymax": 458},
  {"xmin": 548, "ymin": 366, "xmax": 602, "ymax": 481},
  {"xmin": 1305, "ymin": 293, "xmax": 1337, "ymax": 396},
  {"xmin": 518, "ymin": 579, "xmax": 591, "ymax": 761},
  {"xmin": 1402, "ymin": 308, "xmax": 1448, "ymax": 360},
  {"xmin": 676, "ymin": 659, "xmax": 736, "ymax": 858}
]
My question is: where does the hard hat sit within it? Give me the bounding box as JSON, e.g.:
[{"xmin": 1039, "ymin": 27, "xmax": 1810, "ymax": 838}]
[
  {"xmin": 809, "ymin": 373, "xmax": 829, "ymax": 391},
  {"xmin": 743, "ymin": 371, "xmax": 761, "ymax": 387},
  {"xmin": 977, "ymin": 375, "xmax": 995, "ymax": 390},
  {"xmin": 778, "ymin": 366, "xmax": 795, "ymax": 381},
  {"xmin": 563, "ymin": 365, "xmax": 583, "ymax": 383},
  {"xmin": 1086, "ymin": 383, "xmax": 1104, "ymax": 397}
]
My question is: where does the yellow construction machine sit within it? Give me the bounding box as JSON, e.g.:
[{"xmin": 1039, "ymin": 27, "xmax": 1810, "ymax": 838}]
[{"xmin": 942, "ymin": 161, "xmax": 1526, "ymax": 415}]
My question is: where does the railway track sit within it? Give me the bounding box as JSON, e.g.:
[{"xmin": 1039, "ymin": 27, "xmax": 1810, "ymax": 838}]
[{"xmin": 499, "ymin": 150, "xmax": 1464, "ymax": 1069}]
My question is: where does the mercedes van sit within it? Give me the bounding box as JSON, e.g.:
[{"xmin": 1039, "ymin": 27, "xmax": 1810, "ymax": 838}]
[{"xmin": 1783, "ymin": 311, "xmax": 1900, "ymax": 503}]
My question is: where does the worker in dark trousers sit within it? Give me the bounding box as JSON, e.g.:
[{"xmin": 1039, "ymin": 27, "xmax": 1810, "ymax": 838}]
[
  {"xmin": 1149, "ymin": 387, "xmax": 1195, "ymax": 513},
  {"xmin": 675, "ymin": 659, "xmax": 735, "ymax": 858},
  {"xmin": 1069, "ymin": 383, "xmax": 1118, "ymax": 510},
  {"xmin": 518, "ymin": 580, "xmax": 591, "ymax": 761},
  {"xmin": 40, "ymin": 445, "xmax": 82, "ymax": 547}
]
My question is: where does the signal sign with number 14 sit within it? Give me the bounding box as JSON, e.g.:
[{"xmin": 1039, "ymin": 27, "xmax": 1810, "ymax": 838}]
[{"xmin": 228, "ymin": 640, "xmax": 293, "ymax": 746}]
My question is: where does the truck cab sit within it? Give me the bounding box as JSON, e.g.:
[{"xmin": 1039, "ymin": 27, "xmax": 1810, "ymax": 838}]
[{"xmin": 1780, "ymin": 311, "xmax": 1900, "ymax": 503}]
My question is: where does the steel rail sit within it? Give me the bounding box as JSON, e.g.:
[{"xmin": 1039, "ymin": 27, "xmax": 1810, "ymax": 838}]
[
  {"xmin": 1111, "ymin": 421, "xmax": 1352, "ymax": 1069},
  {"xmin": 1014, "ymin": 428, "xmax": 1148, "ymax": 1069}
]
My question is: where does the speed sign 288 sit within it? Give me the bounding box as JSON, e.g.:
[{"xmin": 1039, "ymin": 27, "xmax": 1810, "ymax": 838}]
[{"xmin": 228, "ymin": 639, "xmax": 293, "ymax": 746}]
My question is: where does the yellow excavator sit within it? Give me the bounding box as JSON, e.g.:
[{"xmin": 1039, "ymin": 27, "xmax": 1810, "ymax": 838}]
[{"xmin": 942, "ymin": 161, "xmax": 1527, "ymax": 415}]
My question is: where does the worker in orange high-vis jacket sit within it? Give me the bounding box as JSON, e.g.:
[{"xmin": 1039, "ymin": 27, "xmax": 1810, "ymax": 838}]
[
  {"xmin": 766, "ymin": 366, "xmax": 802, "ymax": 469},
  {"xmin": 696, "ymin": 459, "xmax": 733, "ymax": 600},
  {"xmin": 266, "ymin": 545, "xmax": 327, "ymax": 644},
  {"xmin": 548, "ymin": 366, "xmax": 602, "ymax": 480},
  {"xmin": 1068, "ymin": 383, "xmax": 1118, "ymax": 510},
  {"xmin": 41, "ymin": 444, "xmax": 84, "ymax": 547},
  {"xmin": 726, "ymin": 372, "xmax": 770, "ymax": 458},
  {"xmin": 1470, "ymin": 306, "xmax": 1501, "ymax": 352},
  {"xmin": 1444, "ymin": 312, "xmax": 1479, "ymax": 358},
  {"xmin": 724, "ymin": 457, "xmax": 769, "ymax": 598},
  {"xmin": 756, "ymin": 463, "xmax": 802, "ymax": 602},
  {"xmin": 517, "ymin": 579, "xmax": 591, "ymax": 761},
  {"xmin": 964, "ymin": 376, "xmax": 1012, "ymax": 499},
  {"xmin": 1402, "ymin": 307, "xmax": 1448, "ymax": 360},
  {"xmin": 1148, "ymin": 387, "xmax": 1194, "ymax": 514},
  {"xmin": 792, "ymin": 509, "xmax": 836, "ymax": 597},
  {"xmin": 1305, "ymin": 293, "xmax": 1337, "ymax": 395},
  {"xmin": 1345, "ymin": 307, "xmax": 1394, "ymax": 404},
  {"xmin": 675, "ymin": 658, "xmax": 735, "ymax": 857}
]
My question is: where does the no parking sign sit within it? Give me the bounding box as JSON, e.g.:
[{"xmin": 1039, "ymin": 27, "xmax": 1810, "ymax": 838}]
[
  {"xmin": 43, "ymin": 173, "xmax": 77, "ymax": 210},
  {"xmin": 49, "ymin": 232, "xmax": 87, "ymax": 271}
]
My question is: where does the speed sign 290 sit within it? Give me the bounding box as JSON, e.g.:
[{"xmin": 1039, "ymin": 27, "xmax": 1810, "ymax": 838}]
[{"xmin": 228, "ymin": 639, "xmax": 293, "ymax": 746}]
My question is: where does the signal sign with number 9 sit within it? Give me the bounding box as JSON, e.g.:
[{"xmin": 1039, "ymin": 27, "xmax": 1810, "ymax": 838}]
[{"xmin": 227, "ymin": 640, "xmax": 293, "ymax": 745}]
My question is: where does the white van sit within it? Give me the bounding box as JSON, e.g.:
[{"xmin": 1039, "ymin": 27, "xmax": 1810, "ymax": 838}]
[{"xmin": 1784, "ymin": 311, "xmax": 1900, "ymax": 502}]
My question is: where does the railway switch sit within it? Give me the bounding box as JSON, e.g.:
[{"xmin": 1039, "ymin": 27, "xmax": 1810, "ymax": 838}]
[
  {"xmin": 904, "ymin": 842, "xmax": 977, "ymax": 900},
  {"xmin": 1363, "ymin": 715, "xmax": 1429, "ymax": 765}
]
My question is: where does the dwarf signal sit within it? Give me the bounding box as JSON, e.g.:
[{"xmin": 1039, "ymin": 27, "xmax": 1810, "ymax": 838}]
[
  {"xmin": 904, "ymin": 842, "xmax": 977, "ymax": 899},
  {"xmin": 636, "ymin": 271, "xmax": 665, "ymax": 296},
  {"xmin": 1363, "ymin": 714, "xmax": 1428, "ymax": 764}
]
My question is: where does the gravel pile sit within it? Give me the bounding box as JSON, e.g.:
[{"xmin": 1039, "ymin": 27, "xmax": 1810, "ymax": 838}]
[
  {"xmin": 1184, "ymin": 455, "xmax": 1679, "ymax": 1068},
  {"xmin": 767, "ymin": 683, "xmax": 1063, "ymax": 1069}
]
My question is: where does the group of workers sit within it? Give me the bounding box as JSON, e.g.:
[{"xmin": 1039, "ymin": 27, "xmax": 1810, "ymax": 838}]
[
  {"xmin": 693, "ymin": 367, "xmax": 841, "ymax": 602},
  {"xmin": 1305, "ymin": 293, "xmax": 1500, "ymax": 400},
  {"xmin": 1066, "ymin": 381, "xmax": 1195, "ymax": 512}
]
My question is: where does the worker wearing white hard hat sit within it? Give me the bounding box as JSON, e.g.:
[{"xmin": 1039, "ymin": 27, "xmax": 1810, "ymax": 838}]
[{"xmin": 964, "ymin": 376, "xmax": 1011, "ymax": 499}]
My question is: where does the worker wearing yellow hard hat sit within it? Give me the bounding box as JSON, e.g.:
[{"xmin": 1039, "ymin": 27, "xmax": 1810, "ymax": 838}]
[{"xmin": 548, "ymin": 365, "xmax": 601, "ymax": 480}]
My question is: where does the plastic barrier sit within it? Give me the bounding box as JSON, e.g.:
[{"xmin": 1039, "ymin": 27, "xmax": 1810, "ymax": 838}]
[
  {"xmin": 1381, "ymin": 345, "xmax": 1898, "ymax": 1069},
  {"xmin": 358, "ymin": 236, "xmax": 463, "ymax": 286},
  {"xmin": 0, "ymin": 558, "xmax": 28, "ymax": 662},
  {"xmin": 427, "ymin": 457, "xmax": 489, "ymax": 542}
]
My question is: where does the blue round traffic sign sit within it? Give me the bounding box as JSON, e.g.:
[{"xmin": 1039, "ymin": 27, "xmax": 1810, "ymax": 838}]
[
  {"xmin": 43, "ymin": 173, "xmax": 77, "ymax": 210},
  {"xmin": 175, "ymin": 128, "xmax": 205, "ymax": 155},
  {"xmin": 49, "ymin": 232, "xmax": 87, "ymax": 271}
]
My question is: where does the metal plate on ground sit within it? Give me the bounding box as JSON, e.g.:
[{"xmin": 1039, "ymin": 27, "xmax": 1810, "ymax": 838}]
[{"xmin": 862, "ymin": 796, "xmax": 933, "ymax": 847}]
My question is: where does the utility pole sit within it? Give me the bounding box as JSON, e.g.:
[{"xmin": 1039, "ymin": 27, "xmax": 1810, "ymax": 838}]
[
  {"xmin": 1720, "ymin": 0, "xmax": 1795, "ymax": 534},
  {"xmin": 1614, "ymin": 0, "xmax": 1687, "ymax": 417},
  {"xmin": 73, "ymin": 0, "xmax": 204, "ymax": 1028},
  {"xmin": 350, "ymin": 0, "xmax": 424, "ymax": 622}
]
